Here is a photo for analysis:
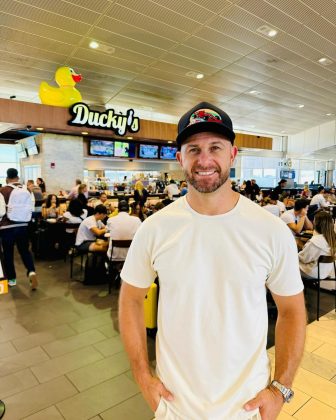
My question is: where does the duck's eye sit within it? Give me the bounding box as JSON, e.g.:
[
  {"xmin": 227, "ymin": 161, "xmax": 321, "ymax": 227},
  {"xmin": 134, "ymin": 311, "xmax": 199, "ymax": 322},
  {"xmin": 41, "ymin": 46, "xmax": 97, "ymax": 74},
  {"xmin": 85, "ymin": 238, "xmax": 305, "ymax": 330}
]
[{"xmin": 69, "ymin": 68, "xmax": 74, "ymax": 73}]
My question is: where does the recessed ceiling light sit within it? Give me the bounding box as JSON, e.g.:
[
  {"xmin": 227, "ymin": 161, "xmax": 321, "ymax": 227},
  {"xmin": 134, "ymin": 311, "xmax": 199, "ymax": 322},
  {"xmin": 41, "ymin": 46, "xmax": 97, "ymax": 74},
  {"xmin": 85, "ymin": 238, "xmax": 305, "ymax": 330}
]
[
  {"xmin": 81, "ymin": 131, "xmax": 89, "ymax": 135},
  {"xmin": 257, "ymin": 25, "xmax": 278, "ymax": 38},
  {"xmin": 186, "ymin": 71, "xmax": 204, "ymax": 79},
  {"xmin": 168, "ymin": 141, "xmax": 173, "ymax": 144},
  {"xmin": 36, "ymin": 127, "xmax": 44, "ymax": 131},
  {"xmin": 318, "ymin": 57, "xmax": 333, "ymax": 66},
  {"xmin": 326, "ymin": 113, "xmax": 335, "ymax": 116},
  {"xmin": 297, "ymin": 104, "xmax": 305, "ymax": 108},
  {"xmin": 249, "ymin": 90, "xmax": 261, "ymax": 95},
  {"xmin": 89, "ymin": 41, "xmax": 99, "ymax": 49},
  {"xmin": 127, "ymin": 136, "xmax": 133, "ymax": 140}
]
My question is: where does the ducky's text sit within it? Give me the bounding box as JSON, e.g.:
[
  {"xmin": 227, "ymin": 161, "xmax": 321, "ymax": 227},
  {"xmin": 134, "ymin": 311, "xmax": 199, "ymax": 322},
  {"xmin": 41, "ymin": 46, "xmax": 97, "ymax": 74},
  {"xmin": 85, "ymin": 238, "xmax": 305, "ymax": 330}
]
[{"xmin": 68, "ymin": 103, "xmax": 140, "ymax": 136}]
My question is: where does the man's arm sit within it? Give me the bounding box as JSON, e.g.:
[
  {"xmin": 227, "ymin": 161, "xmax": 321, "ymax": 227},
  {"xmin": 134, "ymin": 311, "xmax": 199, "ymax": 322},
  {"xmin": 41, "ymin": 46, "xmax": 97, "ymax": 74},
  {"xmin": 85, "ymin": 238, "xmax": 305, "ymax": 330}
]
[
  {"xmin": 119, "ymin": 281, "xmax": 173, "ymax": 412},
  {"xmin": 244, "ymin": 291, "xmax": 306, "ymax": 419},
  {"xmin": 303, "ymin": 216, "xmax": 313, "ymax": 230},
  {"xmin": 90, "ymin": 226, "xmax": 106, "ymax": 237}
]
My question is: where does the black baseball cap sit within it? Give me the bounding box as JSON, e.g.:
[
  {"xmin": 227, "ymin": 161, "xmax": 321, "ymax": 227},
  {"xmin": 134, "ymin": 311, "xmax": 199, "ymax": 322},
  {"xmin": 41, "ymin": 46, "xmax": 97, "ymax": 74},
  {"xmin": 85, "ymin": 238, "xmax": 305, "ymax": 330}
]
[{"xmin": 176, "ymin": 102, "xmax": 235, "ymax": 149}]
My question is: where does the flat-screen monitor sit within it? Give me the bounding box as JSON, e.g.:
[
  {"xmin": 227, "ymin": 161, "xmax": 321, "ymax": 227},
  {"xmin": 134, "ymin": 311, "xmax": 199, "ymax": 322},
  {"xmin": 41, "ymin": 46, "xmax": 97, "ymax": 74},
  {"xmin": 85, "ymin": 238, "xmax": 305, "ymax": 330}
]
[
  {"xmin": 25, "ymin": 136, "xmax": 37, "ymax": 149},
  {"xmin": 114, "ymin": 141, "xmax": 136, "ymax": 158},
  {"xmin": 18, "ymin": 149, "xmax": 28, "ymax": 159},
  {"xmin": 139, "ymin": 144, "xmax": 159, "ymax": 159},
  {"xmin": 27, "ymin": 145, "xmax": 38, "ymax": 156},
  {"xmin": 90, "ymin": 140, "xmax": 114, "ymax": 157},
  {"xmin": 160, "ymin": 146, "xmax": 177, "ymax": 160}
]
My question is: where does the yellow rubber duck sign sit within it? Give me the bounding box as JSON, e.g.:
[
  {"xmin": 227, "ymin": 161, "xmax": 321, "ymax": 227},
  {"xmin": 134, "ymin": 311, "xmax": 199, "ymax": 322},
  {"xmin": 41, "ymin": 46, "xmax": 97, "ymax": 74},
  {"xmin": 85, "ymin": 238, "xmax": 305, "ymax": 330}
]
[{"xmin": 39, "ymin": 66, "xmax": 82, "ymax": 107}]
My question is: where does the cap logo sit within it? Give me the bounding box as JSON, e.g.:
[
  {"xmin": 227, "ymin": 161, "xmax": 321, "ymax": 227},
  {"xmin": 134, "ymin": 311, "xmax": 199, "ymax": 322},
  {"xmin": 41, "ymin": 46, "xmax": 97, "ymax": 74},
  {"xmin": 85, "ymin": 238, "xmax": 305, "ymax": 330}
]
[{"xmin": 188, "ymin": 108, "xmax": 222, "ymax": 127}]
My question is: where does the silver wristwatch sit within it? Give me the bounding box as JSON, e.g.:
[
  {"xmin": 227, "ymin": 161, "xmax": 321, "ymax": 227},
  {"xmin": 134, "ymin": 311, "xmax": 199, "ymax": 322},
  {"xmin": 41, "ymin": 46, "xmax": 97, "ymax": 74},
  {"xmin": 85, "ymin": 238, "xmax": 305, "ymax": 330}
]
[{"xmin": 270, "ymin": 380, "xmax": 294, "ymax": 403}]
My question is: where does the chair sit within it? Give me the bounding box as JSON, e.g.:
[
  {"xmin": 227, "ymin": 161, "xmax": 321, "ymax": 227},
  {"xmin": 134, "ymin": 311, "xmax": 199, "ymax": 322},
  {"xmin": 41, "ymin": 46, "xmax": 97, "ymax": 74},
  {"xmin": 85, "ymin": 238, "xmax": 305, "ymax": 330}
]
[
  {"xmin": 307, "ymin": 204, "xmax": 318, "ymax": 222},
  {"xmin": 302, "ymin": 255, "xmax": 336, "ymax": 321},
  {"xmin": 107, "ymin": 239, "xmax": 132, "ymax": 293}
]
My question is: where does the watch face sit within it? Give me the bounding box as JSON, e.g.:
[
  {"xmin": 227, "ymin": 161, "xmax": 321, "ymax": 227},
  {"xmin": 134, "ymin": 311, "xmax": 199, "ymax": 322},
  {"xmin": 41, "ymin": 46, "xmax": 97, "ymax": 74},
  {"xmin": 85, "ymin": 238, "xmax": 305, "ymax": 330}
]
[{"xmin": 286, "ymin": 389, "xmax": 294, "ymax": 403}]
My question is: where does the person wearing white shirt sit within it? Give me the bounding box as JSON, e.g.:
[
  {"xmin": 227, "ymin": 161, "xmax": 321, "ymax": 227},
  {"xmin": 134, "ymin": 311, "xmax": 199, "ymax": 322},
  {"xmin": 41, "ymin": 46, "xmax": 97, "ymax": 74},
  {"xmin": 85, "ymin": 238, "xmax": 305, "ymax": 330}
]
[
  {"xmin": 106, "ymin": 200, "xmax": 141, "ymax": 260},
  {"xmin": 75, "ymin": 205, "xmax": 107, "ymax": 252},
  {"xmin": 67, "ymin": 179, "xmax": 82, "ymax": 200},
  {"xmin": 281, "ymin": 199, "xmax": 313, "ymax": 236},
  {"xmin": 164, "ymin": 180, "xmax": 180, "ymax": 200},
  {"xmin": 263, "ymin": 192, "xmax": 281, "ymax": 217},
  {"xmin": 310, "ymin": 186, "xmax": 330, "ymax": 209},
  {"xmin": 119, "ymin": 102, "xmax": 306, "ymax": 420},
  {"xmin": 299, "ymin": 211, "xmax": 336, "ymax": 282}
]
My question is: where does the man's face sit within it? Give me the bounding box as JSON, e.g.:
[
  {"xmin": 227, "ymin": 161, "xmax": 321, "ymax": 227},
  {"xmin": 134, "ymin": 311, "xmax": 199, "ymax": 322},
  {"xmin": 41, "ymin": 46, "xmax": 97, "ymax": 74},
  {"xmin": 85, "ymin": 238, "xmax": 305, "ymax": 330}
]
[
  {"xmin": 100, "ymin": 194, "xmax": 107, "ymax": 203},
  {"xmin": 176, "ymin": 132, "xmax": 237, "ymax": 194}
]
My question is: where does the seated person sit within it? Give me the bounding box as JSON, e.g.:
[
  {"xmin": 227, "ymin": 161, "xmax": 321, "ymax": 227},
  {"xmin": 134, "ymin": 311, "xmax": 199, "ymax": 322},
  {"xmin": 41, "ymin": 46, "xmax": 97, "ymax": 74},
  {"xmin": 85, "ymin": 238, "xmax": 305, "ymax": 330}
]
[
  {"xmin": 62, "ymin": 199, "xmax": 88, "ymax": 232},
  {"xmin": 164, "ymin": 179, "xmax": 180, "ymax": 200},
  {"xmin": 75, "ymin": 205, "xmax": 108, "ymax": 252},
  {"xmin": 77, "ymin": 193, "xmax": 94, "ymax": 216},
  {"xmin": 94, "ymin": 192, "xmax": 112, "ymax": 213},
  {"xmin": 130, "ymin": 202, "xmax": 147, "ymax": 222},
  {"xmin": 299, "ymin": 211, "xmax": 336, "ymax": 279},
  {"xmin": 301, "ymin": 185, "xmax": 312, "ymax": 199},
  {"xmin": 310, "ymin": 186, "xmax": 330, "ymax": 209},
  {"xmin": 280, "ymin": 199, "xmax": 313, "ymax": 236},
  {"xmin": 42, "ymin": 194, "xmax": 60, "ymax": 219},
  {"xmin": 262, "ymin": 192, "xmax": 280, "ymax": 217},
  {"xmin": 281, "ymin": 192, "xmax": 295, "ymax": 208},
  {"xmin": 106, "ymin": 200, "xmax": 141, "ymax": 260}
]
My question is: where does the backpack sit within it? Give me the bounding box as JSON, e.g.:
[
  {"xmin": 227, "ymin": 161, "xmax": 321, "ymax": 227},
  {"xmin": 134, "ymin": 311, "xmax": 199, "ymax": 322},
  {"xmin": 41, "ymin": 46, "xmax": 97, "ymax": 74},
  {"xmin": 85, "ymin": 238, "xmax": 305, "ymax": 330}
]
[
  {"xmin": 0, "ymin": 192, "xmax": 5, "ymax": 221},
  {"xmin": 7, "ymin": 185, "xmax": 33, "ymax": 222}
]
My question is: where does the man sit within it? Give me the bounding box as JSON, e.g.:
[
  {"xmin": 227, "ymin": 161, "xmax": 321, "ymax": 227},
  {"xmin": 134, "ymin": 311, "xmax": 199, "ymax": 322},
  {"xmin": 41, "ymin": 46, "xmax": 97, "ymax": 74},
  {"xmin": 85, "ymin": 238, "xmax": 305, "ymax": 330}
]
[
  {"xmin": 67, "ymin": 178, "xmax": 82, "ymax": 200},
  {"xmin": 0, "ymin": 168, "xmax": 37, "ymax": 290},
  {"xmin": 75, "ymin": 204, "xmax": 108, "ymax": 252},
  {"xmin": 163, "ymin": 180, "xmax": 180, "ymax": 200},
  {"xmin": 280, "ymin": 199, "xmax": 313, "ymax": 236},
  {"xmin": 119, "ymin": 102, "xmax": 306, "ymax": 420},
  {"xmin": 106, "ymin": 200, "xmax": 141, "ymax": 260},
  {"xmin": 251, "ymin": 179, "xmax": 260, "ymax": 198},
  {"xmin": 263, "ymin": 192, "xmax": 281, "ymax": 217},
  {"xmin": 27, "ymin": 179, "xmax": 43, "ymax": 219},
  {"xmin": 94, "ymin": 192, "xmax": 112, "ymax": 211},
  {"xmin": 310, "ymin": 186, "xmax": 330, "ymax": 209},
  {"xmin": 273, "ymin": 179, "xmax": 287, "ymax": 196}
]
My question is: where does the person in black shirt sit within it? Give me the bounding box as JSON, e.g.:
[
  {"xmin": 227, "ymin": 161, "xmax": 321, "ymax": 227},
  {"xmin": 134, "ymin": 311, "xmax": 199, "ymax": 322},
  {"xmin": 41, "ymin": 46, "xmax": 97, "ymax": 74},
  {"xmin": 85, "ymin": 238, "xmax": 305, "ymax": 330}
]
[{"xmin": 273, "ymin": 179, "xmax": 287, "ymax": 196}]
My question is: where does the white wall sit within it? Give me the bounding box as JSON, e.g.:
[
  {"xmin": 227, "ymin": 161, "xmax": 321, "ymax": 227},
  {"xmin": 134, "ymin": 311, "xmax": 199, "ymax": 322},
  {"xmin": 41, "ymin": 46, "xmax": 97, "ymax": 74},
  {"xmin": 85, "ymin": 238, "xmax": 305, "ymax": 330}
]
[{"xmin": 287, "ymin": 120, "xmax": 336, "ymax": 157}]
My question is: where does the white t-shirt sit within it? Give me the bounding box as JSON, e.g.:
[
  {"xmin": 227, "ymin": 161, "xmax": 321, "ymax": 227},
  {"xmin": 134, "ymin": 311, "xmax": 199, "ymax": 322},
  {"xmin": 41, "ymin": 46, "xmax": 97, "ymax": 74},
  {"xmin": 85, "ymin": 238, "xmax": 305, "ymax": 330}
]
[
  {"xmin": 121, "ymin": 196, "xmax": 303, "ymax": 420},
  {"xmin": 75, "ymin": 215, "xmax": 104, "ymax": 246},
  {"xmin": 164, "ymin": 183, "xmax": 180, "ymax": 200},
  {"xmin": 280, "ymin": 209, "xmax": 300, "ymax": 236},
  {"xmin": 310, "ymin": 193, "xmax": 329, "ymax": 209},
  {"xmin": 299, "ymin": 233, "xmax": 334, "ymax": 279},
  {"xmin": 106, "ymin": 212, "xmax": 141, "ymax": 260},
  {"xmin": 263, "ymin": 204, "xmax": 280, "ymax": 217},
  {"xmin": 63, "ymin": 209, "xmax": 88, "ymax": 233},
  {"xmin": 277, "ymin": 200, "xmax": 286, "ymax": 214}
]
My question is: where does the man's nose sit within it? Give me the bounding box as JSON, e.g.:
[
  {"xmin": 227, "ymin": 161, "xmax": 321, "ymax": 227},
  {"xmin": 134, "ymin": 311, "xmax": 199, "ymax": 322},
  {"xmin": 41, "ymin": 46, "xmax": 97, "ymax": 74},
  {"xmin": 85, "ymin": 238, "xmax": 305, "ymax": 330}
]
[{"xmin": 196, "ymin": 150, "xmax": 214, "ymax": 166}]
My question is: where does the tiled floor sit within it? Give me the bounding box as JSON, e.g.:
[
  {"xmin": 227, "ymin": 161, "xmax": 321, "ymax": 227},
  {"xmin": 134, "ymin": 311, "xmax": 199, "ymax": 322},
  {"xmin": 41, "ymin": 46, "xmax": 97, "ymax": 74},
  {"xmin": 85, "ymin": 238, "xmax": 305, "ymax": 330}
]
[{"xmin": 0, "ymin": 255, "xmax": 335, "ymax": 419}]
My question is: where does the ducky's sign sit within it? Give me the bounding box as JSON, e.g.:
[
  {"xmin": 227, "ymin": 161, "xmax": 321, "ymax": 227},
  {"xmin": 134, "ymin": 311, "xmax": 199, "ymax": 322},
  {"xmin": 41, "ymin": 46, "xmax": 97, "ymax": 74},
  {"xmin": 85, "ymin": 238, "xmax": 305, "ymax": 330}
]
[{"xmin": 68, "ymin": 102, "xmax": 140, "ymax": 136}]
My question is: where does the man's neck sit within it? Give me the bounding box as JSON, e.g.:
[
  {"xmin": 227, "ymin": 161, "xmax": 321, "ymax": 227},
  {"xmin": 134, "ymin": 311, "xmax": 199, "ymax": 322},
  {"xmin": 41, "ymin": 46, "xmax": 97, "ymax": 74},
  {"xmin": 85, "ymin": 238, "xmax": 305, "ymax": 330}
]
[{"xmin": 186, "ymin": 182, "xmax": 240, "ymax": 215}]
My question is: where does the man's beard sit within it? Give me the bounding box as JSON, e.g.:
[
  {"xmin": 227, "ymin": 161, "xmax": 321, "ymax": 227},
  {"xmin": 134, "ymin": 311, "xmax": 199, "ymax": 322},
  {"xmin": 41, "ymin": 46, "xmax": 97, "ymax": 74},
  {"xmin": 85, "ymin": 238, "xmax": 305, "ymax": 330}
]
[{"xmin": 184, "ymin": 164, "xmax": 230, "ymax": 193}]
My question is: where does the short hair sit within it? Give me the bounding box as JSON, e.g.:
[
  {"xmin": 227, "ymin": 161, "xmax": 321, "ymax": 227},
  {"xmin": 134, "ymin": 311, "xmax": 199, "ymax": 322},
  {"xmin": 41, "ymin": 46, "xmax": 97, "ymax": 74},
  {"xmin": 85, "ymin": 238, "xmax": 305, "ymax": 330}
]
[
  {"xmin": 27, "ymin": 179, "xmax": 34, "ymax": 185},
  {"xmin": 100, "ymin": 192, "xmax": 107, "ymax": 198},
  {"xmin": 318, "ymin": 186, "xmax": 325, "ymax": 193},
  {"xmin": 294, "ymin": 199, "xmax": 310, "ymax": 211},
  {"xmin": 94, "ymin": 204, "xmax": 107, "ymax": 215},
  {"xmin": 118, "ymin": 200, "xmax": 129, "ymax": 212},
  {"xmin": 7, "ymin": 168, "xmax": 18, "ymax": 179},
  {"xmin": 154, "ymin": 202, "xmax": 165, "ymax": 211},
  {"xmin": 279, "ymin": 179, "xmax": 287, "ymax": 185},
  {"xmin": 76, "ymin": 179, "xmax": 82, "ymax": 185},
  {"xmin": 68, "ymin": 199, "xmax": 84, "ymax": 217},
  {"xmin": 270, "ymin": 191, "xmax": 279, "ymax": 201}
]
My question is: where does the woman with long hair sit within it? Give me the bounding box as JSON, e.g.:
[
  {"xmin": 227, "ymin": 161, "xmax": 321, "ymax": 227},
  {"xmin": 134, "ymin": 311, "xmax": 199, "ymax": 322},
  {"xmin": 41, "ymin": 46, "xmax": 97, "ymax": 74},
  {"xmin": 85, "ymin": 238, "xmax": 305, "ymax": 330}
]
[
  {"xmin": 36, "ymin": 177, "xmax": 46, "ymax": 193},
  {"xmin": 130, "ymin": 201, "xmax": 147, "ymax": 222},
  {"xmin": 133, "ymin": 180, "xmax": 148, "ymax": 206},
  {"xmin": 42, "ymin": 194, "xmax": 60, "ymax": 219},
  {"xmin": 299, "ymin": 211, "xmax": 336, "ymax": 279}
]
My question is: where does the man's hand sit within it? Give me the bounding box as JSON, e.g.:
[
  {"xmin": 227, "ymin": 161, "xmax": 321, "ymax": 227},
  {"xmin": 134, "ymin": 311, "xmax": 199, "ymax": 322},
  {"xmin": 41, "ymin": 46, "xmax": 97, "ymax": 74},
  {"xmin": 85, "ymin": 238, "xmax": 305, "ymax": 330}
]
[
  {"xmin": 138, "ymin": 375, "xmax": 174, "ymax": 412},
  {"xmin": 243, "ymin": 387, "xmax": 284, "ymax": 420}
]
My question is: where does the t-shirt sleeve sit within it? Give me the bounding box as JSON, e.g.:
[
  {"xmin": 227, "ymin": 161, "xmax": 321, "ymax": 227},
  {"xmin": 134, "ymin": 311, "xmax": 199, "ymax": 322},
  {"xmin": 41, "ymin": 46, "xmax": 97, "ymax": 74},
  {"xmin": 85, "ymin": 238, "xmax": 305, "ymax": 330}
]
[
  {"xmin": 86, "ymin": 217, "xmax": 97, "ymax": 230},
  {"xmin": 266, "ymin": 224, "xmax": 303, "ymax": 296},
  {"xmin": 280, "ymin": 212, "xmax": 294, "ymax": 225},
  {"xmin": 120, "ymin": 222, "xmax": 157, "ymax": 288}
]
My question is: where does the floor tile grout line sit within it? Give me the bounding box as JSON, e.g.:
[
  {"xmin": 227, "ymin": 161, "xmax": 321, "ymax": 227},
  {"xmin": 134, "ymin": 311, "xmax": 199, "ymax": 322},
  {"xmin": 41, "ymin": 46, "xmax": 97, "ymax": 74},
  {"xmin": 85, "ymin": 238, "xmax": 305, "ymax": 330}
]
[
  {"xmin": 291, "ymin": 396, "xmax": 312, "ymax": 416},
  {"xmin": 64, "ymin": 369, "xmax": 134, "ymax": 395}
]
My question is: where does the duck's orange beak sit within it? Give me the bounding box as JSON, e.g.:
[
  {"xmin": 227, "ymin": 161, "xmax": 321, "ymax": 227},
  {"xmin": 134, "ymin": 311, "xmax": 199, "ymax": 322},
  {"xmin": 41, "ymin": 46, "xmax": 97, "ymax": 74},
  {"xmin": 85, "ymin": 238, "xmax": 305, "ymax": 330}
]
[{"xmin": 72, "ymin": 74, "xmax": 82, "ymax": 83}]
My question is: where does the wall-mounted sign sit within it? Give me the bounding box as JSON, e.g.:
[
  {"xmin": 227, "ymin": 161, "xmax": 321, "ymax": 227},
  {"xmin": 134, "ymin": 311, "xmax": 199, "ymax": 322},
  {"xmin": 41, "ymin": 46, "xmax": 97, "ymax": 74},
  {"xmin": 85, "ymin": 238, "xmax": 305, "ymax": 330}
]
[{"xmin": 68, "ymin": 102, "xmax": 140, "ymax": 136}]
